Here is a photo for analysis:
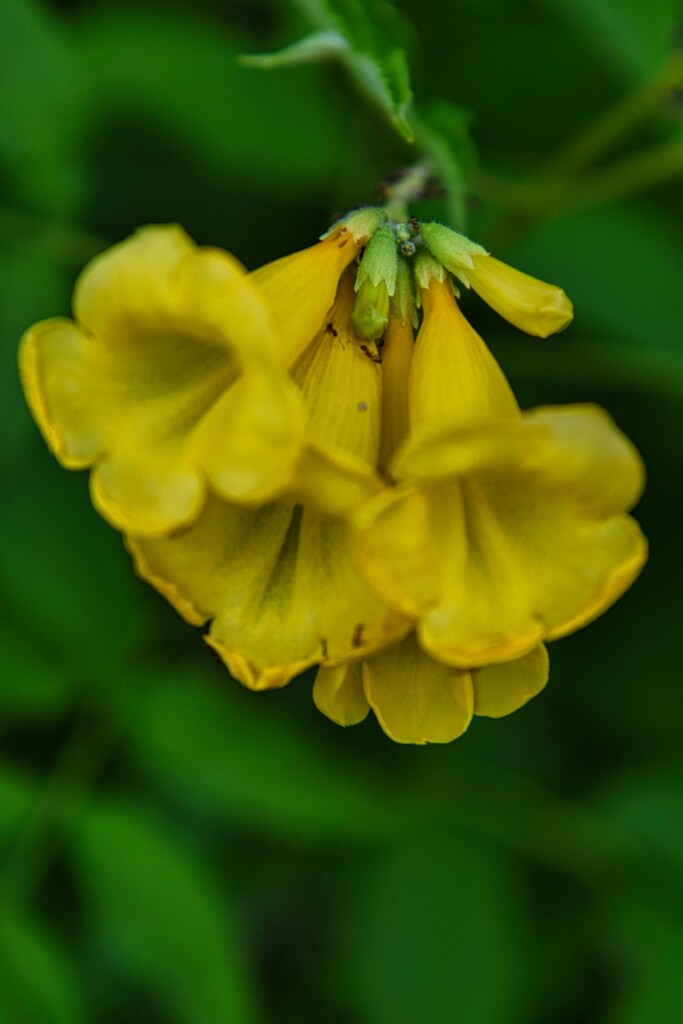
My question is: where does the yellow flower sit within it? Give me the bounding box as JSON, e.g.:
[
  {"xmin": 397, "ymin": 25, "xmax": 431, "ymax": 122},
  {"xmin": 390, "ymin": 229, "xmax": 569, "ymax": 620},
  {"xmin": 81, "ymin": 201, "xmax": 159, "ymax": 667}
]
[
  {"xmin": 18, "ymin": 206, "xmax": 647, "ymax": 744},
  {"xmin": 127, "ymin": 272, "xmax": 410, "ymax": 690},
  {"xmin": 356, "ymin": 276, "xmax": 648, "ymax": 669},
  {"xmin": 420, "ymin": 222, "xmax": 573, "ymax": 337},
  {"xmin": 19, "ymin": 226, "xmax": 306, "ymax": 536},
  {"xmin": 313, "ymin": 633, "xmax": 549, "ymax": 744}
]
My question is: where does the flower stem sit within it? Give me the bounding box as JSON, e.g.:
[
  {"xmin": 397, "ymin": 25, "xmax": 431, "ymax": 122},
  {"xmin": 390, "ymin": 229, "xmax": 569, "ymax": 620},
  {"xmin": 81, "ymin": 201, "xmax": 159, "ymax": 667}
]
[{"xmin": 382, "ymin": 160, "xmax": 435, "ymax": 221}]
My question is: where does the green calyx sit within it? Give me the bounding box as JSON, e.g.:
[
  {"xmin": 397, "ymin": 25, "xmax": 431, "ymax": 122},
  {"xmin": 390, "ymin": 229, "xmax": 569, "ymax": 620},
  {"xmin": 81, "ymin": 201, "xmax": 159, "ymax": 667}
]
[
  {"xmin": 321, "ymin": 206, "xmax": 386, "ymax": 245},
  {"xmin": 391, "ymin": 257, "xmax": 418, "ymax": 327},
  {"xmin": 420, "ymin": 222, "xmax": 488, "ymax": 284}
]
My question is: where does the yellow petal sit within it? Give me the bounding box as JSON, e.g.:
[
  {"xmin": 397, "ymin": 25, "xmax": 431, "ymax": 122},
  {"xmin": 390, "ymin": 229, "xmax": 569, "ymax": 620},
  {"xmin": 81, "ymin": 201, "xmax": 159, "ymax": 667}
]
[
  {"xmin": 411, "ymin": 279, "xmax": 518, "ymax": 434},
  {"xmin": 91, "ymin": 455, "xmax": 206, "ymax": 537},
  {"xmin": 251, "ymin": 233, "xmax": 360, "ymax": 366},
  {"xmin": 290, "ymin": 272, "xmax": 382, "ymax": 467},
  {"xmin": 354, "ymin": 485, "xmax": 438, "ymax": 617},
  {"xmin": 522, "ymin": 404, "xmax": 646, "ymax": 514},
  {"xmin": 191, "ymin": 369, "xmax": 307, "ymax": 505},
  {"xmin": 128, "ymin": 495, "xmax": 409, "ymax": 691},
  {"xmin": 19, "ymin": 318, "xmax": 107, "ymax": 468},
  {"xmin": 362, "ymin": 633, "xmax": 473, "ymax": 744},
  {"xmin": 473, "ymin": 645, "xmax": 549, "ymax": 717},
  {"xmin": 469, "ymin": 254, "xmax": 573, "ymax": 338},
  {"xmin": 313, "ymin": 661, "xmax": 370, "ymax": 726},
  {"xmin": 289, "ymin": 444, "xmax": 384, "ymax": 518},
  {"xmin": 75, "ymin": 225, "xmax": 281, "ymax": 363},
  {"xmin": 20, "ymin": 226, "xmax": 306, "ymax": 535},
  {"xmin": 378, "ymin": 313, "xmax": 413, "ymax": 471},
  {"xmin": 359, "ymin": 406, "xmax": 647, "ymax": 666},
  {"xmin": 417, "ymin": 478, "xmax": 548, "ymax": 664}
]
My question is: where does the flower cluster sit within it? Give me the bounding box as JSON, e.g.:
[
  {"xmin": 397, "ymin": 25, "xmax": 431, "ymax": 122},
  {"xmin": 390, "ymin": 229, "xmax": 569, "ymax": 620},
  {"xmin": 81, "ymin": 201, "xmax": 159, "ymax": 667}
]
[{"xmin": 19, "ymin": 210, "xmax": 647, "ymax": 743}]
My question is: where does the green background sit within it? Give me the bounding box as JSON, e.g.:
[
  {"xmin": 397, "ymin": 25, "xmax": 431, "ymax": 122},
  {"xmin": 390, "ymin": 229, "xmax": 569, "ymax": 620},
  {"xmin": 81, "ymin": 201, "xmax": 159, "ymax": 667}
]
[{"xmin": 1, "ymin": 0, "xmax": 682, "ymax": 1021}]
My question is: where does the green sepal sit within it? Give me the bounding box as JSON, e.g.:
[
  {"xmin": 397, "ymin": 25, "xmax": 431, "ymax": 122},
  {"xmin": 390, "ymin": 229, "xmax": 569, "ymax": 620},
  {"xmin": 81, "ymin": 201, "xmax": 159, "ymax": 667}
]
[
  {"xmin": 321, "ymin": 206, "xmax": 386, "ymax": 245},
  {"xmin": 420, "ymin": 222, "xmax": 487, "ymax": 283},
  {"xmin": 414, "ymin": 251, "xmax": 447, "ymax": 291},
  {"xmin": 391, "ymin": 257, "xmax": 418, "ymax": 328},
  {"xmin": 355, "ymin": 223, "xmax": 397, "ymax": 295}
]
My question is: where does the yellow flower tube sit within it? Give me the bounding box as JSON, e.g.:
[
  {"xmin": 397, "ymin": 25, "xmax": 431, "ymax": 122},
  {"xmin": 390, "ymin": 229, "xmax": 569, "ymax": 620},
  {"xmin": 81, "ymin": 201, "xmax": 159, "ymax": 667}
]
[{"xmin": 356, "ymin": 276, "xmax": 648, "ymax": 669}]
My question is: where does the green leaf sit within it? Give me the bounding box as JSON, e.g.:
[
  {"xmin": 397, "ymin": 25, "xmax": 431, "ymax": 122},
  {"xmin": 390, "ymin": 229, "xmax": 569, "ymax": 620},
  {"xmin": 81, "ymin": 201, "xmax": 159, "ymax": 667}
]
[
  {"xmin": 0, "ymin": 458, "xmax": 152, "ymax": 677},
  {"xmin": 505, "ymin": 203, "xmax": 683, "ymax": 354},
  {"xmin": 125, "ymin": 666, "xmax": 408, "ymax": 843},
  {"xmin": 604, "ymin": 903, "xmax": 683, "ymax": 1024},
  {"xmin": 0, "ymin": 910, "xmax": 86, "ymax": 1024},
  {"xmin": 0, "ymin": 619, "xmax": 72, "ymax": 725},
  {"xmin": 343, "ymin": 834, "xmax": 537, "ymax": 1024},
  {"xmin": 595, "ymin": 773, "xmax": 683, "ymax": 912},
  {"xmin": 282, "ymin": 0, "xmax": 415, "ymax": 140},
  {"xmin": 71, "ymin": 8, "xmax": 348, "ymax": 190},
  {"xmin": 0, "ymin": 762, "xmax": 36, "ymax": 843},
  {"xmin": 241, "ymin": 29, "xmax": 350, "ymax": 67},
  {"xmin": 74, "ymin": 800, "xmax": 257, "ymax": 1024},
  {"xmin": 542, "ymin": 0, "xmax": 680, "ymax": 79},
  {"xmin": 0, "ymin": 0, "xmax": 84, "ymax": 215}
]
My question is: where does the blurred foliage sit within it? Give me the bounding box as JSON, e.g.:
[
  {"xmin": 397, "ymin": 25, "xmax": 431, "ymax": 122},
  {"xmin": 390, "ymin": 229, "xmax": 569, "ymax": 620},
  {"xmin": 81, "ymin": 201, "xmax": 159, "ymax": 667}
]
[{"xmin": 1, "ymin": 0, "xmax": 682, "ymax": 1021}]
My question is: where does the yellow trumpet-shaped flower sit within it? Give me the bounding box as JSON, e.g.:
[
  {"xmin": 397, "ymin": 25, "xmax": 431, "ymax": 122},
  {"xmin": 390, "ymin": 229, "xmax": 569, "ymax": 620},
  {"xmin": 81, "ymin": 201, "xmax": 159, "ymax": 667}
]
[
  {"xmin": 128, "ymin": 273, "xmax": 410, "ymax": 690},
  {"xmin": 251, "ymin": 224, "xmax": 362, "ymax": 366},
  {"xmin": 356, "ymin": 277, "xmax": 647, "ymax": 669},
  {"xmin": 313, "ymin": 633, "xmax": 549, "ymax": 744},
  {"xmin": 420, "ymin": 222, "xmax": 573, "ymax": 337},
  {"xmin": 19, "ymin": 226, "xmax": 307, "ymax": 536}
]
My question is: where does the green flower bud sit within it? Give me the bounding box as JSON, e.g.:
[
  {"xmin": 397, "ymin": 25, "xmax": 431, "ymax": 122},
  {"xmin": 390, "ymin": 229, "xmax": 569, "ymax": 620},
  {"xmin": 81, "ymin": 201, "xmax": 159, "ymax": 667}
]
[{"xmin": 351, "ymin": 277, "xmax": 390, "ymax": 340}]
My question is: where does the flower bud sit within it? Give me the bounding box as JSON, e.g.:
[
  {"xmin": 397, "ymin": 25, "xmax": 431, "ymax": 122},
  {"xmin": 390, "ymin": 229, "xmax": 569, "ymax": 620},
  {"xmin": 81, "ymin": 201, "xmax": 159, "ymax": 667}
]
[{"xmin": 468, "ymin": 255, "xmax": 574, "ymax": 338}]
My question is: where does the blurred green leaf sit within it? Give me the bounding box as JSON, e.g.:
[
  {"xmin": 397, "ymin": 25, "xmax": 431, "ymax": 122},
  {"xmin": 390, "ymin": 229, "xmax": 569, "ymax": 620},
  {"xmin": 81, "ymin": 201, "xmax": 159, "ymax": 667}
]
[
  {"xmin": 292, "ymin": 0, "xmax": 415, "ymax": 140},
  {"xmin": 0, "ymin": 0, "xmax": 84, "ymax": 215},
  {"xmin": 241, "ymin": 28, "xmax": 350, "ymax": 67},
  {"xmin": 0, "ymin": 620, "xmax": 71, "ymax": 725},
  {"xmin": 344, "ymin": 834, "xmax": 536, "ymax": 1024},
  {"xmin": 74, "ymin": 800, "xmax": 257, "ymax": 1024},
  {"xmin": 505, "ymin": 202, "xmax": 683, "ymax": 353},
  {"xmin": 595, "ymin": 773, "xmax": 683, "ymax": 911},
  {"xmin": 125, "ymin": 666, "xmax": 408, "ymax": 843},
  {"xmin": 605, "ymin": 902, "xmax": 683, "ymax": 1024},
  {"xmin": 543, "ymin": 0, "xmax": 680, "ymax": 79},
  {"xmin": 0, "ymin": 459, "xmax": 152, "ymax": 677},
  {"xmin": 0, "ymin": 763, "xmax": 35, "ymax": 843},
  {"xmin": 0, "ymin": 247, "xmax": 68, "ymax": 471},
  {"xmin": 0, "ymin": 910, "xmax": 86, "ymax": 1024},
  {"xmin": 71, "ymin": 9, "xmax": 348, "ymax": 191}
]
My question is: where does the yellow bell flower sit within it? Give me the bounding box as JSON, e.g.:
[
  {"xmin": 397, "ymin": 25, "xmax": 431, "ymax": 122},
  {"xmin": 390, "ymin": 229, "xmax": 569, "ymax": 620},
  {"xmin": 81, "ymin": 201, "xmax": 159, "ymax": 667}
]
[
  {"xmin": 19, "ymin": 226, "xmax": 307, "ymax": 537},
  {"xmin": 127, "ymin": 272, "xmax": 410, "ymax": 690},
  {"xmin": 313, "ymin": 633, "xmax": 549, "ymax": 744},
  {"xmin": 250, "ymin": 219, "xmax": 363, "ymax": 365},
  {"xmin": 420, "ymin": 222, "xmax": 573, "ymax": 337},
  {"xmin": 356, "ymin": 275, "xmax": 648, "ymax": 669}
]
